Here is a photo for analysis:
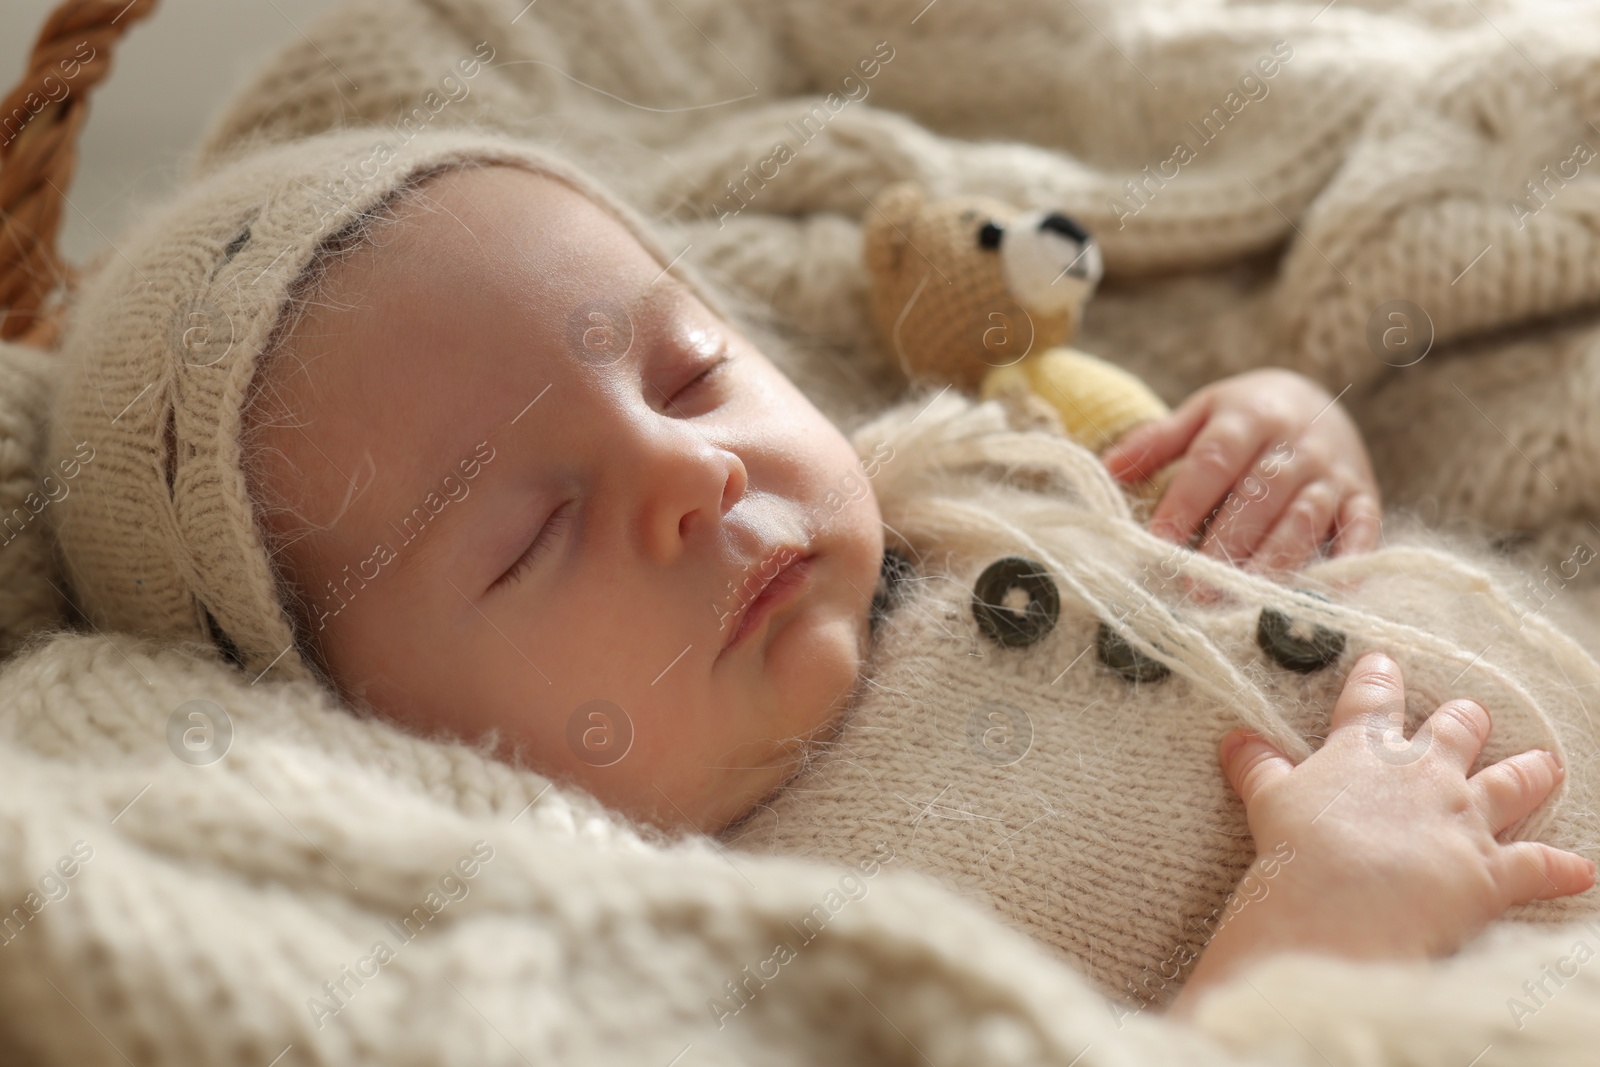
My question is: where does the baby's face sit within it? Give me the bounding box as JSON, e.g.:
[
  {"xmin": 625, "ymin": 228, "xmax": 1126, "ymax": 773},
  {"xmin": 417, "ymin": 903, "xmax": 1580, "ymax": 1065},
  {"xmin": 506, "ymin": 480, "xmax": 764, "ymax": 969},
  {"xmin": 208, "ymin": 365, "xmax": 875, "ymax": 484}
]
[{"xmin": 251, "ymin": 165, "xmax": 884, "ymax": 834}]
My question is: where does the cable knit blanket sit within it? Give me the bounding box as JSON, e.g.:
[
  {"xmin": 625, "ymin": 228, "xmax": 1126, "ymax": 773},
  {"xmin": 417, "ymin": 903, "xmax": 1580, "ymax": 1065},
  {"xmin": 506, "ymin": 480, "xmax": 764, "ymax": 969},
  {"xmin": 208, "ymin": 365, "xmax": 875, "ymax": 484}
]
[
  {"xmin": 198, "ymin": 0, "xmax": 1600, "ymax": 585},
  {"xmin": 8, "ymin": 0, "xmax": 1600, "ymax": 1063},
  {"xmin": 8, "ymin": 352, "xmax": 1600, "ymax": 1067}
]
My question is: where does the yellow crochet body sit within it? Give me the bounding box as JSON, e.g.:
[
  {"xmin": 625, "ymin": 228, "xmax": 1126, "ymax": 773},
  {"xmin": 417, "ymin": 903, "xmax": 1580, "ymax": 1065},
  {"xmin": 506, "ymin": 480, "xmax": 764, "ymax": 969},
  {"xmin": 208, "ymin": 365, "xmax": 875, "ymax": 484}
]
[{"xmin": 981, "ymin": 347, "xmax": 1168, "ymax": 452}]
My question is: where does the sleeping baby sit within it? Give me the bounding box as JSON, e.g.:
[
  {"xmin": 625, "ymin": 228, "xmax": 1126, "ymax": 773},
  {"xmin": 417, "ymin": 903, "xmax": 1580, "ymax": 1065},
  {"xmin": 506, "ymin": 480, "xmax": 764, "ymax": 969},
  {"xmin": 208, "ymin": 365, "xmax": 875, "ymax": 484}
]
[{"xmin": 46, "ymin": 126, "xmax": 1598, "ymax": 1015}]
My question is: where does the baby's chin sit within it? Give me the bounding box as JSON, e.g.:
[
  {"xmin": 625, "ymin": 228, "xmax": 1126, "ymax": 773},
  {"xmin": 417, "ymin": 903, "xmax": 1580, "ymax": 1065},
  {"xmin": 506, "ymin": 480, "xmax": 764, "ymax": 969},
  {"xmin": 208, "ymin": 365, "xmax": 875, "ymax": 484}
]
[
  {"xmin": 710, "ymin": 603, "xmax": 868, "ymax": 831},
  {"xmin": 707, "ymin": 706, "xmax": 851, "ymax": 837}
]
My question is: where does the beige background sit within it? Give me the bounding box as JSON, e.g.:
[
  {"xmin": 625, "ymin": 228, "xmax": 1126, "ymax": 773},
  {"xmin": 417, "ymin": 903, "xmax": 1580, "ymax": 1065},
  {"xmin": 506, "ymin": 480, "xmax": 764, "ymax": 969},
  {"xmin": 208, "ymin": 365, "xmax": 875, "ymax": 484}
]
[{"xmin": 1, "ymin": 0, "xmax": 334, "ymax": 264}]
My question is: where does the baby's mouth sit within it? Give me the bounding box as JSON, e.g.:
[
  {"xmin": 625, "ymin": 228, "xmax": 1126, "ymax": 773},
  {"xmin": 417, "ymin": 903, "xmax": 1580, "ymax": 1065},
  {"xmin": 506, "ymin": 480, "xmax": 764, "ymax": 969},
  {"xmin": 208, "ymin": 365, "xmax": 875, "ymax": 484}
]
[{"xmin": 719, "ymin": 548, "xmax": 816, "ymax": 657}]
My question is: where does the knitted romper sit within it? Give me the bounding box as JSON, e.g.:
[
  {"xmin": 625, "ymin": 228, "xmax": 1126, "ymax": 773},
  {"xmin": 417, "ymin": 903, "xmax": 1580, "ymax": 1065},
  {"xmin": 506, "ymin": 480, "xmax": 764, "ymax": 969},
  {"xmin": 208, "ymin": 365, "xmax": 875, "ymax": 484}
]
[{"xmin": 723, "ymin": 389, "xmax": 1600, "ymax": 1012}]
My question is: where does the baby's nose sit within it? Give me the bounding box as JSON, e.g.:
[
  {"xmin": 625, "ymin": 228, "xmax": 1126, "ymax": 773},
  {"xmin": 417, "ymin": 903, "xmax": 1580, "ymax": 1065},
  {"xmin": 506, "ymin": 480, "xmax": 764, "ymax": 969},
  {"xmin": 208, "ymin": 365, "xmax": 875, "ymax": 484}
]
[{"xmin": 636, "ymin": 431, "xmax": 747, "ymax": 561}]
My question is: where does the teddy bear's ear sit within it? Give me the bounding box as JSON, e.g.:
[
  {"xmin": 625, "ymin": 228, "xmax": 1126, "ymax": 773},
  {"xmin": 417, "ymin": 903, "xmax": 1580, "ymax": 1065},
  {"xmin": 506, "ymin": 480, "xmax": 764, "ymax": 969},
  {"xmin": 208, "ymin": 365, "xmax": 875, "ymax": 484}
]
[{"xmin": 862, "ymin": 182, "xmax": 926, "ymax": 281}]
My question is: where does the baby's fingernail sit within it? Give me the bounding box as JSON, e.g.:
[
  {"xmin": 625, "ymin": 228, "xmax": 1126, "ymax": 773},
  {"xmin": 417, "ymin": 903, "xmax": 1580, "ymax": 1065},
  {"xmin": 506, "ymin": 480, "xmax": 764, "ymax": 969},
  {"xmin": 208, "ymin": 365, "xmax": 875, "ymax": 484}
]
[
  {"xmin": 1151, "ymin": 519, "xmax": 1179, "ymax": 541},
  {"xmin": 1544, "ymin": 750, "xmax": 1565, "ymax": 779},
  {"xmin": 1220, "ymin": 732, "xmax": 1247, "ymax": 762}
]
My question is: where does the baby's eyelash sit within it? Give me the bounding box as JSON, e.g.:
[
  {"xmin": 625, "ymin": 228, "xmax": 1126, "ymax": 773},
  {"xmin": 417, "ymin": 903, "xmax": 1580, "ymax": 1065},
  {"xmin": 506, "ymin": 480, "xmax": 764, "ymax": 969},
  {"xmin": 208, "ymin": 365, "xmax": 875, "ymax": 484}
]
[
  {"xmin": 494, "ymin": 502, "xmax": 571, "ymax": 590},
  {"xmin": 679, "ymin": 352, "xmax": 734, "ymax": 397}
]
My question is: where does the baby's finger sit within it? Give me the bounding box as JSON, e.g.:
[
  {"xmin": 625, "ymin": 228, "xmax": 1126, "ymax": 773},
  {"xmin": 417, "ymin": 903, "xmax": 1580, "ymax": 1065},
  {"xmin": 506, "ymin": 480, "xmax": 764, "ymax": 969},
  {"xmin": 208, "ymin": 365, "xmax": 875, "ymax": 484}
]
[
  {"xmin": 1150, "ymin": 415, "xmax": 1270, "ymax": 545},
  {"xmin": 1468, "ymin": 748, "xmax": 1563, "ymax": 835},
  {"xmin": 1242, "ymin": 481, "xmax": 1340, "ymax": 575},
  {"xmin": 1422, "ymin": 698, "xmax": 1492, "ymax": 775},
  {"xmin": 1104, "ymin": 401, "xmax": 1211, "ymax": 484},
  {"xmin": 1496, "ymin": 841, "xmax": 1597, "ymax": 904},
  {"xmin": 1219, "ymin": 729, "xmax": 1293, "ymax": 808},
  {"xmin": 1195, "ymin": 454, "xmax": 1312, "ymax": 564},
  {"xmin": 1330, "ymin": 650, "xmax": 1408, "ymax": 737},
  {"xmin": 1329, "ymin": 490, "xmax": 1382, "ymax": 556}
]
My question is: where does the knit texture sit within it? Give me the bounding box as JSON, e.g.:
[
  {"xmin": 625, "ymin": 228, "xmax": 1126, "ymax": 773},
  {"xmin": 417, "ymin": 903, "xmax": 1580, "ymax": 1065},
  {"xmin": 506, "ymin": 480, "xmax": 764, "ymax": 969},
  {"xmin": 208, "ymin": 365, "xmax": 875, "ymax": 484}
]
[
  {"xmin": 41, "ymin": 125, "xmax": 736, "ymax": 686},
  {"xmin": 6, "ymin": 0, "xmax": 1600, "ymax": 1062},
  {"xmin": 190, "ymin": 0, "xmax": 1600, "ymax": 581},
  {"xmin": 7, "ymin": 374, "xmax": 1600, "ymax": 1064},
  {"xmin": 729, "ymin": 388, "xmax": 1600, "ymax": 1013},
  {"xmin": 860, "ymin": 183, "xmax": 1080, "ymax": 393},
  {"xmin": 0, "ymin": 341, "xmax": 66, "ymax": 652},
  {"xmin": 0, "ymin": 623, "xmax": 1247, "ymax": 1067}
]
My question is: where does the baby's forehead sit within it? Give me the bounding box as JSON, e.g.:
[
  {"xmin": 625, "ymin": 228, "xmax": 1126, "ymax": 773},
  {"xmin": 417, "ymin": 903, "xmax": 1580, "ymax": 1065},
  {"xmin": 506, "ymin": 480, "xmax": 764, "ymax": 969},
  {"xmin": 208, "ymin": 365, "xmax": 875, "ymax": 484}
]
[
  {"xmin": 394, "ymin": 164, "xmax": 628, "ymax": 254},
  {"xmin": 353, "ymin": 169, "xmax": 691, "ymax": 324}
]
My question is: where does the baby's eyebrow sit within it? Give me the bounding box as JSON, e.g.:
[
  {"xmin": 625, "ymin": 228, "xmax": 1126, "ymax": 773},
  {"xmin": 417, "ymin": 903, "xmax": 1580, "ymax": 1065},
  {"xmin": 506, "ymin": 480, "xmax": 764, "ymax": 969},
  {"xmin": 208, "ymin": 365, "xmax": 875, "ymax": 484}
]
[
  {"xmin": 389, "ymin": 431, "xmax": 527, "ymax": 583},
  {"xmin": 636, "ymin": 274, "xmax": 696, "ymax": 318},
  {"xmin": 388, "ymin": 473, "xmax": 486, "ymax": 580}
]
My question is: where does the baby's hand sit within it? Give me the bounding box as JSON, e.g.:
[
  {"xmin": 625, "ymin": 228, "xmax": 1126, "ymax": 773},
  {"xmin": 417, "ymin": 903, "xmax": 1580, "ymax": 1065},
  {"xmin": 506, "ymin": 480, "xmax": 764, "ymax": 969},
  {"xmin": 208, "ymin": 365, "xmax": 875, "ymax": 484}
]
[
  {"xmin": 1169, "ymin": 651, "xmax": 1596, "ymax": 1016},
  {"xmin": 1103, "ymin": 369, "xmax": 1382, "ymax": 573}
]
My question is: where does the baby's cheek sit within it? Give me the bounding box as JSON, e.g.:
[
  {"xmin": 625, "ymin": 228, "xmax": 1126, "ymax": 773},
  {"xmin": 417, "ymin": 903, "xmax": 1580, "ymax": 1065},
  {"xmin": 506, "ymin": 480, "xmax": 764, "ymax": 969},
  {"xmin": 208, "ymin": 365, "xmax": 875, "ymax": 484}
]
[
  {"xmin": 771, "ymin": 595, "xmax": 864, "ymax": 732},
  {"xmin": 802, "ymin": 438, "xmax": 886, "ymax": 558}
]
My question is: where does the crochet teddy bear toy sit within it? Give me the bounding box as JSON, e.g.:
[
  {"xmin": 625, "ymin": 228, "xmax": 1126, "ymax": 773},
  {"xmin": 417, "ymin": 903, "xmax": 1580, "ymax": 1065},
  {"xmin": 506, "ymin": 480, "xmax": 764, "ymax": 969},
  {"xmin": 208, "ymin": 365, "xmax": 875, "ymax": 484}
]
[{"xmin": 861, "ymin": 182, "xmax": 1175, "ymax": 512}]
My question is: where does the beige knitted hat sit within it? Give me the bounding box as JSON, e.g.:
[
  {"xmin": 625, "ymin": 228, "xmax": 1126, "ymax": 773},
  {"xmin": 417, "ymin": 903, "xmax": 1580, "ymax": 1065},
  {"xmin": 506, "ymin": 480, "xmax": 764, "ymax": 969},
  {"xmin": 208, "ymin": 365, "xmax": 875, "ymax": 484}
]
[{"xmin": 44, "ymin": 126, "xmax": 718, "ymax": 687}]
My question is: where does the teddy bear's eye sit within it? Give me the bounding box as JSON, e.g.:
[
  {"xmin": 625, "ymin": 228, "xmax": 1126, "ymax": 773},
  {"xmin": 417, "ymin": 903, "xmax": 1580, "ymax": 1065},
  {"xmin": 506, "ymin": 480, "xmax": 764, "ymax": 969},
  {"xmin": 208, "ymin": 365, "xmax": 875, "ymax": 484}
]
[{"xmin": 977, "ymin": 221, "xmax": 1004, "ymax": 251}]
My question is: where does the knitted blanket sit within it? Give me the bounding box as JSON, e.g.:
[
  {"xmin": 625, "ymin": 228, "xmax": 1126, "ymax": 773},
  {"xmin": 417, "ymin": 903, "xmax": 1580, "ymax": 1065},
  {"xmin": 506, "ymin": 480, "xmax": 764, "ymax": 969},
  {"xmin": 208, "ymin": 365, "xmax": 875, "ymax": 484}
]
[
  {"xmin": 8, "ymin": 0, "xmax": 1600, "ymax": 1063},
  {"xmin": 5, "ymin": 341, "xmax": 1600, "ymax": 1066},
  {"xmin": 195, "ymin": 0, "xmax": 1600, "ymax": 584}
]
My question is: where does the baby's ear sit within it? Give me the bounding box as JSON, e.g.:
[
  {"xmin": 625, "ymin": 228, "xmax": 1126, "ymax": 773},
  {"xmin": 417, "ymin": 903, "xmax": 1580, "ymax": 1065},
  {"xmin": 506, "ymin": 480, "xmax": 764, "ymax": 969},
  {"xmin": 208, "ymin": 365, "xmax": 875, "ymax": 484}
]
[{"xmin": 862, "ymin": 182, "xmax": 926, "ymax": 282}]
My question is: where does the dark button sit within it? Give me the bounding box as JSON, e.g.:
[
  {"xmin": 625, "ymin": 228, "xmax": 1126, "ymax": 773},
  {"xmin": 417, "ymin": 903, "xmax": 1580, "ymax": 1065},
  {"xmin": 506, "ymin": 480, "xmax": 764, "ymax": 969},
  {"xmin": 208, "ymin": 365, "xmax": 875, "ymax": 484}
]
[
  {"xmin": 971, "ymin": 556, "xmax": 1060, "ymax": 648},
  {"xmin": 870, "ymin": 546, "xmax": 918, "ymax": 631},
  {"xmin": 1257, "ymin": 595, "xmax": 1346, "ymax": 673},
  {"xmin": 1096, "ymin": 621, "xmax": 1171, "ymax": 682}
]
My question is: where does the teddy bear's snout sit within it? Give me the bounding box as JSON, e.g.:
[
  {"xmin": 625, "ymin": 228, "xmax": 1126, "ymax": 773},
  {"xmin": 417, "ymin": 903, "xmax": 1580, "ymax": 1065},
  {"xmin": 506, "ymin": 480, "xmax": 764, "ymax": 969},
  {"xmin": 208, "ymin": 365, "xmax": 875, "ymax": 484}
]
[{"xmin": 997, "ymin": 208, "xmax": 1103, "ymax": 318}]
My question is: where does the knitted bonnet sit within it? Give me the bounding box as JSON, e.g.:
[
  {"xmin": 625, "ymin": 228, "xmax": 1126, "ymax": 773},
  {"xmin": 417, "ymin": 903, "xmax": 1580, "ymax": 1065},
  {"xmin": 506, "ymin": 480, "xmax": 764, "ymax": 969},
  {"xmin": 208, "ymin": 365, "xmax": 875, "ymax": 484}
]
[{"xmin": 44, "ymin": 126, "xmax": 718, "ymax": 687}]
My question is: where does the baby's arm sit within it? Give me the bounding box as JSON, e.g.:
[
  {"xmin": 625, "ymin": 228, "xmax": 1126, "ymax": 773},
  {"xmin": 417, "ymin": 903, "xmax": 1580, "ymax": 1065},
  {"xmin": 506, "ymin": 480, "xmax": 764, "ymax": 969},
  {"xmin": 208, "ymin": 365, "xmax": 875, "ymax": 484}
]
[
  {"xmin": 1103, "ymin": 369, "xmax": 1382, "ymax": 574},
  {"xmin": 1168, "ymin": 650, "xmax": 1596, "ymax": 1017}
]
